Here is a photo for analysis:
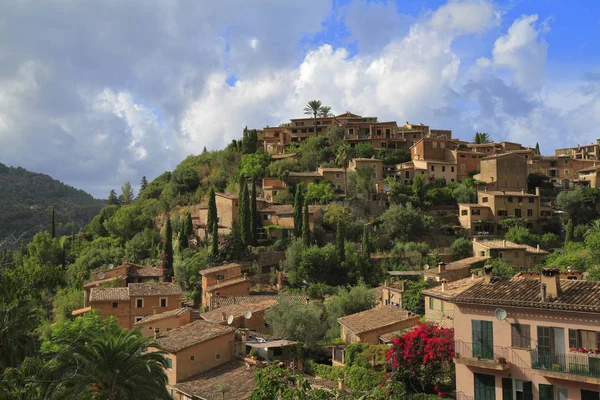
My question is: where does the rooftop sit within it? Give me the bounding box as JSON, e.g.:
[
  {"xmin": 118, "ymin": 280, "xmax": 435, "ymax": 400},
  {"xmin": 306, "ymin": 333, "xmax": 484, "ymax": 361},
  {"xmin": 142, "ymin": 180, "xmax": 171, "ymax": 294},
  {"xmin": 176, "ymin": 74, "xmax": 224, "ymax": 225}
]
[
  {"xmin": 271, "ymin": 153, "xmax": 296, "ymax": 159},
  {"xmin": 128, "ymin": 282, "xmax": 183, "ymax": 297},
  {"xmin": 474, "ymin": 240, "xmax": 548, "ymax": 254},
  {"xmin": 134, "ymin": 307, "xmax": 191, "ymax": 325},
  {"xmin": 480, "ymin": 190, "xmax": 538, "ymax": 197},
  {"xmin": 424, "ymin": 256, "xmax": 490, "ymax": 275},
  {"xmin": 422, "ymin": 276, "xmax": 484, "ymax": 300},
  {"xmin": 260, "ymin": 205, "xmax": 323, "ymax": 215},
  {"xmin": 89, "ymin": 287, "xmax": 129, "ymax": 302},
  {"xmin": 200, "ymin": 300, "xmax": 276, "ymax": 323},
  {"xmin": 481, "ymin": 152, "xmax": 526, "ymax": 161},
  {"xmin": 200, "ymin": 263, "xmax": 243, "ymax": 276},
  {"xmin": 154, "ymin": 320, "xmax": 235, "ymax": 353},
  {"xmin": 128, "ymin": 267, "xmax": 163, "ymax": 278},
  {"xmin": 173, "ymin": 361, "xmax": 255, "ymax": 400},
  {"xmin": 453, "ymin": 276, "xmax": 600, "ymax": 313},
  {"xmin": 288, "ymin": 171, "xmax": 321, "ymax": 177},
  {"xmin": 211, "ymin": 295, "xmax": 309, "ymax": 310},
  {"xmin": 206, "ymin": 276, "xmax": 249, "ymax": 292},
  {"xmin": 338, "ymin": 305, "xmax": 415, "ymax": 334},
  {"xmin": 578, "ymin": 165, "xmax": 600, "ymax": 173},
  {"xmin": 216, "ymin": 193, "xmax": 238, "ymax": 200}
]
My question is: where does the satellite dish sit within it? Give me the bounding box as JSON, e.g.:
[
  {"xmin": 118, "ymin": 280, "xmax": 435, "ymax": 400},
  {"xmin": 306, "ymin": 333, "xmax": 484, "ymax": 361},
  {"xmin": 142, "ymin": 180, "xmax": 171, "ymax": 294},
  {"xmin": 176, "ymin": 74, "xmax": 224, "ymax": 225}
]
[
  {"xmin": 108, "ymin": 264, "xmax": 114, "ymax": 270},
  {"xmin": 227, "ymin": 315, "xmax": 234, "ymax": 325},
  {"xmin": 383, "ymin": 184, "xmax": 391, "ymax": 192},
  {"xmin": 423, "ymin": 264, "xmax": 430, "ymax": 270},
  {"xmin": 244, "ymin": 311, "xmax": 253, "ymax": 320},
  {"xmin": 97, "ymin": 271, "xmax": 105, "ymax": 280},
  {"xmin": 494, "ymin": 308, "xmax": 507, "ymax": 321}
]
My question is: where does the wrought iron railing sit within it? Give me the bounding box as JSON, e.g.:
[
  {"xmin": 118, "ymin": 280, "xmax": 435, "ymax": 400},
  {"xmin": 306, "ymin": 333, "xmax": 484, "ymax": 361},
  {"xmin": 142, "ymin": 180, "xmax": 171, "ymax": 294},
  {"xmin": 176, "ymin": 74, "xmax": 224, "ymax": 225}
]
[
  {"xmin": 454, "ymin": 340, "xmax": 508, "ymax": 363},
  {"xmin": 530, "ymin": 349, "xmax": 600, "ymax": 379}
]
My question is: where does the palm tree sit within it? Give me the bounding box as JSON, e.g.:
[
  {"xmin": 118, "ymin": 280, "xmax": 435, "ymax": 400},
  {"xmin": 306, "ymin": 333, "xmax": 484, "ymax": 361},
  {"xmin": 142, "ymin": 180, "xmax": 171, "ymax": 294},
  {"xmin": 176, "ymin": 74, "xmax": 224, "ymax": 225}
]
[
  {"xmin": 585, "ymin": 219, "xmax": 600, "ymax": 238},
  {"xmin": 336, "ymin": 144, "xmax": 351, "ymax": 194},
  {"xmin": 318, "ymin": 105, "xmax": 332, "ymax": 118},
  {"xmin": 45, "ymin": 329, "xmax": 170, "ymax": 400},
  {"xmin": 303, "ymin": 100, "xmax": 322, "ymax": 136},
  {"xmin": 0, "ymin": 300, "xmax": 40, "ymax": 370},
  {"xmin": 474, "ymin": 132, "xmax": 491, "ymax": 144}
]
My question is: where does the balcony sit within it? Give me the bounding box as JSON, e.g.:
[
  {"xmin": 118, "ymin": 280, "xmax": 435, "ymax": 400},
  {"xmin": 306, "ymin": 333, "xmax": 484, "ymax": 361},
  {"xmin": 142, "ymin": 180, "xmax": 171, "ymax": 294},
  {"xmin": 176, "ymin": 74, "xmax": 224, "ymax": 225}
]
[
  {"xmin": 454, "ymin": 340, "xmax": 511, "ymax": 370},
  {"xmin": 531, "ymin": 349, "xmax": 600, "ymax": 384}
]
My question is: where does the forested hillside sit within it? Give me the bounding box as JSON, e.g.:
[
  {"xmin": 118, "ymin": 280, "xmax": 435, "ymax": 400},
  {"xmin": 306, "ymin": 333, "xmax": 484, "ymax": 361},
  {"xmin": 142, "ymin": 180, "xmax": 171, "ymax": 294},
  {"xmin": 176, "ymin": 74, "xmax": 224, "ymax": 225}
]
[{"xmin": 0, "ymin": 162, "xmax": 104, "ymax": 240}]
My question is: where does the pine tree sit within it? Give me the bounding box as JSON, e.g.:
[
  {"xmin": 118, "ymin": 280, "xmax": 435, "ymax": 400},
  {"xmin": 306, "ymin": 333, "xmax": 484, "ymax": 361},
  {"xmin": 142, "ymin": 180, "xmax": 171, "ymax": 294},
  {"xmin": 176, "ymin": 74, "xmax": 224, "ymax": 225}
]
[
  {"xmin": 120, "ymin": 182, "xmax": 134, "ymax": 204},
  {"xmin": 565, "ymin": 219, "xmax": 574, "ymax": 243},
  {"xmin": 336, "ymin": 221, "xmax": 345, "ymax": 263},
  {"xmin": 164, "ymin": 219, "xmax": 174, "ymax": 280},
  {"xmin": 362, "ymin": 224, "xmax": 371, "ymax": 260},
  {"xmin": 293, "ymin": 184, "xmax": 304, "ymax": 237},
  {"xmin": 108, "ymin": 189, "xmax": 119, "ymax": 205},
  {"xmin": 211, "ymin": 219, "xmax": 219, "ymax": 255},
  {"xmin": 140, "ymin": 176, "xmax": 148, "ymax": 192},
  {"xmin": 239, "ymin": 183, "xmax": 251, "ymax": 245},
  {"xmin": 302, "ymin": 201, "xmax": 310, "ymax": 246},
  {"xmin": 207, "ymin": 187, "xmax": 217, "ymax": 239},
  {"xmin": 50, "ymin": 206, "xmax": 56, "ymax": 238},
  {"xmin": 250, "ymin": 180, "xmax": 258, "ymax": 245}
]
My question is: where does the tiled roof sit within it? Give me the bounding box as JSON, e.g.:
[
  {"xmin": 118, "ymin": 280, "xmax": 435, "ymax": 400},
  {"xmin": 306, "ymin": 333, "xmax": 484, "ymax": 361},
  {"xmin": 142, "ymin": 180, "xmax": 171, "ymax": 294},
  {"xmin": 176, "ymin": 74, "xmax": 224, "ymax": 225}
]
[
  {"xmin": 260, "ymin": 205, "xmax": 323, "ymax": 215},
  {"xmin": 422, "ymin": 276, "xmax": 484, "ymax": 300},
  {"xmin": 578, "ymin": 165, "xmax": 600, "ymax": 173},
  {"xmin": 319, "ymin": 167, "xmax": 344, "ymax": 172},
  {"xmin": 84, "ymin": 275, "xmax": 124, "ymax": 288},
  {"xmin": 353, "ymin": 157, "xmax": 383, "ymax": 162},
  {"xmin": 216, "ymin": 193, "xmax": 238, "ymax": 200},
  {"xmin": 89, "ymin": 288, "xmax": 129, "ymax": 302},
  {"xmin": 173, "ymin": 361, "xmax": 255, "ymax": 400},
  {"xmin": 200, "ymin": 300, "xmax": 276, "ymax": 323},
  {"xmin": 480, "ymin": 191, "xmax": 538, "ymax": 197},
  {"xmin": 128, "ymin": 282, "xmax": 182, "ymax": 297},
  {"xmin": 453, "ymin": 277, "xmax": 600, "ymax": 313},
  {"xmin": 134, "ymin": 307, "xmax": 191, "ymax": 325},
  {"xmin": 154, "ymin": 320, "xmax": 235, "ymax": 353},
  {"xmin": 288, "ymin": 171, "xmax": 321, "ymax": 177},
  {"xmin": 474, "ymin": 240, "xmax": 548, "ymax": 254},
  {"xmin": 481, "ymin": 153, "xmax": 527, "ymax": 161},
  {"xmin": 200, "ymin": 263, "xmax": 243, "ymax": 276},
  {"xmin": 379, "ymin": 328, "xmax": 414, "ymax": 343},
  {"xmin": 424, "ymin": 256, "xmax": 489, "ymax": 275},
  {"xmin": 128, "ymin": 267, "xmax": 163, "ymax": 278},
  {"xmin": 206, "ymin": 277, "xmax": 250, "ymax": 292},
  {"xmin": 338, "ymin": 306, "xmax": 415, "ymax": 334},
  {"xmin": 211, "ymin": 295, "xmax": 309, "ymax": 310}
]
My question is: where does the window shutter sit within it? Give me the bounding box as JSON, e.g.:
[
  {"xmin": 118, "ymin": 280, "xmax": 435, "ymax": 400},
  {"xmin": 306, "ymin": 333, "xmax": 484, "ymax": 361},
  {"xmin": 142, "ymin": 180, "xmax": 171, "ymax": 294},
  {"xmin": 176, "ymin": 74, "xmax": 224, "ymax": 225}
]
[
  {"xmin": 521, "ymin": 325, "xmax": 531, "ymax": 348},
  {"xmin": 502, "ymin": 378, "xmax": 513, "ymax": 400},
  {"xmin": 569, "ymin": 329, "xmax": 578, "ymax": 349},
  {"xmin": 539, "ymin": 384, "xmax": 553, "ymax": 400},
  {"xmin": 523, "ymin": 381, "xmax": 533, "ymax": 400}
]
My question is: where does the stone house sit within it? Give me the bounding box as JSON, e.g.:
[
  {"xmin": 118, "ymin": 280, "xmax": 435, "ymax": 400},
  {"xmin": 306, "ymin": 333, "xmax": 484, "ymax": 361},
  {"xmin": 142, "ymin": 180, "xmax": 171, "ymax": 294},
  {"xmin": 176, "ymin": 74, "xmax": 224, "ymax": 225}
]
[
  {"xmin": 200, "ymin": 263, "xmax": 250, "ymax": 310},
  {"xmin": 337, "ymin": 305, "xmax": 419, "ymax": 345},
  {"xmin": 133, "ymin": 307, "xmax": 191, "ymax": 337}
]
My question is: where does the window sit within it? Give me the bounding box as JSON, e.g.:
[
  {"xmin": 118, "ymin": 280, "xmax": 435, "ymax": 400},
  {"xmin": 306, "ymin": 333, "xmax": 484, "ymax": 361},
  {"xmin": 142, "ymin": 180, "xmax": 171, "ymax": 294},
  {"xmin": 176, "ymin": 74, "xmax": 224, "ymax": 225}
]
[
  {"xmin": 348, "ymin": 128, "xmax": 354, "ymax": 135},
  {"xmin": 508, "ymin": 197, "xmax": 513, "ymax": 203},
  {"xmin": 461, "ymin": 210, "xmax": 468, "ymax": 216},
  {"xmin": 292, "ymin": 129, "xmax": 297, "ymax": 133},
  {"xmin": 518, "ymin": 197, "xmax": 523, "ymax": 203},
  {"xmin": 112, "ymin": 302, "xmax": 118, "ymax": 308},
  {"xmin": 451, "ymin": 166, "xmax": 455, "ymax": 172},
  {"xmin": 308, "ymin": 128, "xmax": 314, "ymax": 133},
  {"xmin": 190, "ymin": 356, "xmax": 195, "ymax": 361},
  {"xmin": 405, "ymin": 171, "xmax": 410, "ymax": 179},
  {"xmin": 505, "ymin": 379, "xmax": 532, "ymax": 400},
  {"xmin": 472, "ymin": 320, "xmax": 494, "ymax": 360},
  {"xmin": 581, "ymin": 389, "xmax": 600, "ymax": 400},
  {"xmin": 564, "ymin": 169, "xmax": 569, "ymax": 176},
  {"xmin": 429, "ymin": 297, "xmax": 434, "ymax": 310},
  {"xmin": 335, "ymin": 173, "xmax": 341, "ymax": 179},
  {"xmin": 472, "ymin": 209, "xmax": 481, "ymax": 216},
  {"xmin": 461, "ymin": 164, "xmax": 465, "ymax": 171},
  {"xmin": 540, "ymin": 384, "xmax": 554, "ymax": 400},
  {"xmin": 215, "ymin": 354, "xmax": 221, "ymax": 359},
  {"xmin": 482, "ymin": 197, "xmax": 488, "ymax": 203},
  {"xmin": 528, "ymin": 198, "xmax": 534, "ymax": 203},
  {"xmin": 160, "ymin": 298, "xmax": 167, "ymax": 308},
  {"xmin": 135, "ymin": 317, "xmax": 144, "ymax": 323},
  {"xmin": 136, "ymin": 299, "xmax": 143, "ymax": 308},
  {"xmin": 527, "ymin": 209, "xmax": 533, "ymax": 217},
  {"xmin": 336, "ymin": 184, "xmax": 342, "ymax": 190},
  {"xmin": 441, "ymin": 141, "xmax": 445, "ymax": 149},
  {"xmin": 431, "ymin": 165, "xmax": 435, "ymax": 172},
  {"xmin": 460, "ymin": 154, "xmax": 466, "ymax": 158},
  {"xmin": 498, "ymin": 210, "xmax": 508, "ymax": 216},
  {"xmin": 432, "ymin": 141, "xmax": 438, "ymax": 148},
  {"xmin": 263, "ymin": 214, "xmax": 270, "ymax": 221},
  {"xmin": 515, "ymin": 209, "xmax": 522, "ymax": 217},
  {"xmin": 376, "ymin": 129, "xmax": 382, "ymax": 136},
  {"xmin": 511, "ymin": 324, "xmax": 531, "ymax": 348},
  {"xmin": 565, "ymin": 160, "xmax": 569, "ymax": 165},
  {"xmin": 442, "ymin": 166, "xmax": 446, "ymax": 172},
  {"xmin": 166, "ymin": 358, "xmax": 173, "ymax": 369},
  {"xmin": 580, "ymin": 330, "xmax": 598, "ymax": 349},
  {"xmin": 474, "ymin": 373, "xmax": 495, "ymax": 400},
  {"xmin": 516, "ymin": 182, "xmax": 520, "ymax": 188}
]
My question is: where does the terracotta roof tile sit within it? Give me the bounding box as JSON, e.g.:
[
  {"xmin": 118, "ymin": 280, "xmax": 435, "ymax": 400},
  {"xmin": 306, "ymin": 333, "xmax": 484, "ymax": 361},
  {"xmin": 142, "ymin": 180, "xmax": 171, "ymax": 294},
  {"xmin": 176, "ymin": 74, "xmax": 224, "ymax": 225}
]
[
  {"xmin": 89, "ymin": 288, "xmax": 129, "ymax": 302},
  {"xmin": 481, "ymin": 191, "xmax": 538, "ymax": 197},
  {"xmin": 424, "ymin": 256, "xmax": 489, "ymax": 275},
  {"xmin": 260, "ymin": 205, "xmax": 323, "ymax": 215},
  {"xmin": 134, "ymin": 307, "xmax": 191, "ymax": 325},
  {"xmin": 206, "ymin": 277, "xmax": 250, "ymax": 292},
  {"xmin": 128, "ymin": 267, "xmax": 163, "ymax": 278},
  {"xmin": 173, "ymin": 361, "xmax": 255, "ymax": 400},
  {"xmin": 200, "ymin": 300, "xmax": 276, "ymax": 323},
  {"xmin": 288, "ymin": 171, "xmax": 321, "ymax": 177},
  {"xmin": 128, "ymin": 282, "xmax": 182, "ymax": 297},
  {"xmin": 338, "ymin": 306, "xmax": 416, "ymax": 334},
  {"xmin": 200, "ymin": 263, "xmax": 243, "ymax": 276},
  {"xmin": 422, "ymin": 277, "xmax": 484, "ymax": 300},
  {"xmin": 211, "ymin": 295, "xmax": 309, "ymax": 310},
  {"xmin": 475, "ymin": 240, "xmax": 548, "ymax": 254},
  {"xmin": 154, "ymin": 320, "xmax": 235, "ymax": 353}
]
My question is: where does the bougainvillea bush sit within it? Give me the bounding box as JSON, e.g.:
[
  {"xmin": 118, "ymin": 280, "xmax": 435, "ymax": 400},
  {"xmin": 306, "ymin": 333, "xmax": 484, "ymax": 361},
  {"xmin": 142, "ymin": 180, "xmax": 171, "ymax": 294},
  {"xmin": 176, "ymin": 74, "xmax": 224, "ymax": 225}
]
[{"xmin": 386, "ymin": 322, "xmax": 455, "ymax": 395}]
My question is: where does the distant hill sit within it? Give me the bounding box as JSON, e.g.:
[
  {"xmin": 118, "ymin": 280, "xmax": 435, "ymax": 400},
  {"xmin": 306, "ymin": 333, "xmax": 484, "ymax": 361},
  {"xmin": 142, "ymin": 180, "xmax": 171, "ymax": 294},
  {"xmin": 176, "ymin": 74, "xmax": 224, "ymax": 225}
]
[{"xmin": 0, "ymin": 162, "xmax": 105, "ymax": 241}]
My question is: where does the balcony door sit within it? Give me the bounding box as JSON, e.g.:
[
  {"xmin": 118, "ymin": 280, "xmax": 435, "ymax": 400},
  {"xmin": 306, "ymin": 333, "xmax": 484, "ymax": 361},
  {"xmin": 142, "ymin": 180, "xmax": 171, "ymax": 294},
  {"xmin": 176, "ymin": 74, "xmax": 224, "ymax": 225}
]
[
  {"xmin": 537, "ymin": 327, "xmax": 565, "ymax": 369},
  {"xmin": 473, "ymin": 320, "xmax": 494, "ymax": 360},
  {"xmin": 474, "ymin": 373, "xmax": 496, "ymax": 400}
]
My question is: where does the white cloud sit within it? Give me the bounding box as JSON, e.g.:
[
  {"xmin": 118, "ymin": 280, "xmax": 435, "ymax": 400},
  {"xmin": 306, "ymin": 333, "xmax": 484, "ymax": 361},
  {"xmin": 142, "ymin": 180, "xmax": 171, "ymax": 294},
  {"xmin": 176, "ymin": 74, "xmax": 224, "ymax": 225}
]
[{"xmin": 430, "ymin": 0, "xmax": 500, "ymax": 35}]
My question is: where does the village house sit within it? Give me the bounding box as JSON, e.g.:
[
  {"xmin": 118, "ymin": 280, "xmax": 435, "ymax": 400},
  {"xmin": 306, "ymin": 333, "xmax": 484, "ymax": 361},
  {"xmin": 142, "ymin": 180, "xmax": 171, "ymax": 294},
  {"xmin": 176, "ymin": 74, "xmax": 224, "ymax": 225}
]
[
  {"xmin": 196, "ymin": 193, "xmax": 239, "ymax": 234},
  {"xmin": 133, "ymin": 307, "xmax": 191, "ymax": 337},
  {"xmin": 475, "ymin": 153, "xmax": 528, "ymax": 192},
  {"xmin": 446, "ymin": 267, "xmax": 600, "ymax": 400},
  {"xmin": 209, "ymin": 294, "xmax": 310, "ymax": 311},
  {"xmin": 422, "ymin": 276, "xmax": 484, "ymax": 329},
  {"xmin": 555, "ymin": 139, "xmax": 600, "ymax": 160},
  {"xmin": 72, "ymin": 282, "xmax": 183, "ymax": 329},
  {"xmin": 262, "ymin": 177, "xmax": 288, "ymax": 203},
  {"xmin": 528, "ymin": 156, "xmax": 599, "ymax": 188},
  {"xmin": 200, "ymin": 263, "xmax": 251, "ymax": 311},
  {"xmin": 472, "ymin": 239, "xmax": 548, "ymax": 271},
  {"xmin": 576, "ymin": 165, "xmax": 600, "ymax": 188},
  {"xmin": 199, "ymin": 300, "xmax": 276, "ymax": 333},
  {"xmin": 337, "ymin": 305, "xmax": 419, "ymax": 345},
  {"xmin": 423, "ymin": 257, "xmax": 489, "ymax": 283},
  {"xmin": 259, "ymin": 204, "xmax": 323, "ymax": 239}
]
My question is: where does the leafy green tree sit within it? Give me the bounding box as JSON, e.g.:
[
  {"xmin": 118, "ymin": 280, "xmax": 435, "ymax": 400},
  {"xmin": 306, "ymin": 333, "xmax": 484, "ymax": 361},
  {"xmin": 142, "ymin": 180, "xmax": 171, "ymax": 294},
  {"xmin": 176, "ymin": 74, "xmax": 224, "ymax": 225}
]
[
  {"xmin": 265, "ymin": 299, "xmax": 327, "ymax": 348},
  {"xmin": 322, "ymin": 205, "xmax": 353, "ymax": 229},
  {"xmin": 379, "ymin": 149, "xmax": 411, "ymax": 165},
  {"xmin": 108, "ymin": 189, "xmax": 119, "ymax": 205},
  {"xmin": 207, "ymin": 187, "xmax": 217, "ymax": 236},
  {"xmin": 126, "ymin": 228, "xmax": 161, "ymax": 263},
  {"xmin": 449, "ymin": 237, "xmax": 472, "ymax": 260},
  {"xmin": 224, "ymin": 222, "xmax": 245, "ymax": 261},
  {"xmin": 353, "ymin": 142, "xmax": 375, "ymax": 158},
  {"xmin": 536, "ymin": 142, "xmax": 540, "ymax": 154},
  {"xmin": 303, "ymin": 100, "xmax": 322, "ymax": 136},
  {"xmin": 336, "ymin": 143, "xmax": 351, "ymax": 193},
  {"xmin": 251, "ymin": 365, "xmax": 337, "ymax": 400},
  {"xmin": 505, "ymin": 226, "xmax": 538, "ymax": 247},
  {"xmin": 347, "ymin": 167, "xmax": 376, "ymax": 200},
  {"xmin": 302, "ymin": 201, "xmax": 310, "ymax": 246},
  {"xmin": 139, "ymin": 171, "xmax": 171, "ymax": 200},
  {"xmin": 120, "ymin": 182, "xmax": 135, "ymax": 204},
  {"xmin": 336, "ymin": 221, "xmax": 345, "ymax": 263},
  {"xmin": 305, "ymin": 181, "xmax": 335, "ymax": 204},
  {"xmin": 103, "ymin": 202, "xmax": 155, "ymax": 242},
  {"xmin": 489, "ymin": 259, "xmax": 515, "ymax": 277},
  {"xmin": 66, "ymin": 237, "xmax": 124, "ymax": 283},
  {"xmin": 318, "ymin": 105, "xmax": 332, "ymax": 117},
  {"xmin": 180, "ymin": 217, "xmax": 189, "ymax": 251},
  {"xmin": 50, "ymin": 206, "xmax": 56, "ymax": 238},
  {"xmin": 412, "ymin": 174, "xmax": 428, "ymax": 205},
  {"xmin": 164, "ymin": 219, "xmax": 173, "ymax": 280},
  {"xmin": 251, "ymin": 181, "xmax": 258, "ymax": 245},
  {"xmin": 51, "ymin": 286, "xmax": 84, "ymax": 323},
  {"xmin": 326, "ymin": 125, "xmax": 345, "ymax": 146},
  {"xmin": 452, "ymin": 183, "xmax": 476, "ymax": 204},
  {"xmin": 0, "ymin": 299, "xmax": 40, "ymax": 370},
  {"xmin": 171, "ymin": 165, "xmax": 200, "ymax": 193},
  {"xmin": 239, "ymin": 152, "xmax": 272, "ymax": 180},
  {"xmin": 556, "ymin": 189, "xmax": 597, "ymax": 225},
  {"xmin": 293, "ymin": 184, "xmax": 304, "ymax": 238},
  {"xmin": 402, "ymin": 280, "xmax": 429, "ymax": 315},
  {"xmin": 242, "ymin": 126, "xmax": 259, "ymax": 154},
  {"xmin": 324, "ymin": 284, "xmax": 376, "ymax": 339},
  {"xmin": 266, "ymin": 157, "xmax": 299, "ymax": 180},
  {"xmin": 174, "ymin": 248, "xmax": 208, "ymax": 295},
  {"xmin": 380, "ymin": 203, "xmax": 434, "ymax": 240}
]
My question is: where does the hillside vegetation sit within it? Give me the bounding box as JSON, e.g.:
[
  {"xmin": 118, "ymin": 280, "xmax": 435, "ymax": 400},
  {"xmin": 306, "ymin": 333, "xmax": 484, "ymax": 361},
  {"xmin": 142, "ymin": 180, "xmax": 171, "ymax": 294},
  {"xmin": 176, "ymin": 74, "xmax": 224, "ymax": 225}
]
[{"xmin": 0, "ymin": 162, "xmax": 104, "ymax": 240}]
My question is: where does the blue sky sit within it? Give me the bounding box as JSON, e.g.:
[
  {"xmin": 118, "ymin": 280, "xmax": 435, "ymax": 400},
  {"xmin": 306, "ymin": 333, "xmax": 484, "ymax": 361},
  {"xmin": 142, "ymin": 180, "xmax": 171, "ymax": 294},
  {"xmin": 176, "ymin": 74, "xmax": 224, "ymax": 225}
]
[{"xmin": 0, "ymin": 0, "xmax": 598, "ymax": 197}]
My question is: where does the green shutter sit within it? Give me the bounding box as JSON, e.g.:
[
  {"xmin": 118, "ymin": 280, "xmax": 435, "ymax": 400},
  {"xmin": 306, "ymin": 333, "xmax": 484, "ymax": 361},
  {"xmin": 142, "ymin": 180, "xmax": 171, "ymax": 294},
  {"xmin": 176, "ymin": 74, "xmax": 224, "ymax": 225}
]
[
  {"xmin": 502, "ymin": 378, "xmax": 512, "ymax": 400},
  {"xmin": 166, "ymin": 357, "xmax": 173, "ymax": 369},
  {"xmin": 568, "ymin": 329, "xmax": 578, "ymax": 349},
  {"xmin": 539, "ymin": 384, "xmax": 554, "ymax": 400},
  {"xmin": 474, "ymin": 373, "xmax": 496, "ymax": 400},
  {"xmin": 523, "ymin": 381, "xmax": 533, "ymax": 400}
]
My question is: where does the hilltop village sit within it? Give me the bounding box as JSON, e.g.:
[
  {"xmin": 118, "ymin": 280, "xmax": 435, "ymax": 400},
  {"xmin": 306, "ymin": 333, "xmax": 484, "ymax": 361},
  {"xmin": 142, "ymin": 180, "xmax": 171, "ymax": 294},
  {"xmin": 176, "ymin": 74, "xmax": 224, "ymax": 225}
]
[{"xmin": 4, "ymin": 104, "xmax": 600, "ymax": 400}]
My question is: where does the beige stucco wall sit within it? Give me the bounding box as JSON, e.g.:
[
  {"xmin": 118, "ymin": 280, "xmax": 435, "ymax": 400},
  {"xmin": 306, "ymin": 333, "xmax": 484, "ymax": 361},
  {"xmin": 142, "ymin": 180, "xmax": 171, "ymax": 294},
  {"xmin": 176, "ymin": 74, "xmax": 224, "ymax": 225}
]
[
  {"xmin": 479, "ymin": 155, "xmax": 527, "ymax": 191},
  {"xmin": 477, "ymin": 191, "xmax": 540, "ymax": 221},
  {"xmin": 203, "ymin": 280, "xmax": 251, "ymax": 310},
  {"xmin": 423, "ymin": 296, "xmax": 454, "ymax": 329},
  {"xmin": 128, "ymin": 295, "xmax": 182, "ymax": 328},
  {"xmin": 136, "ymin": 313, "xmax": 190, "ymax": 337},
  {"xmin": 202, "ymin": 265, "xmax": 242, "ymax": 288},
  {"xmin": 454, "ymin": 304, "xmax": 600, "ymax": 400},
  {"xmin": 341, "ymin": 316, "xmax": 419, "ymax": 345},
  {"xmin": 92, "ymin": 300, "xmax": 130, "ymax": 328}
]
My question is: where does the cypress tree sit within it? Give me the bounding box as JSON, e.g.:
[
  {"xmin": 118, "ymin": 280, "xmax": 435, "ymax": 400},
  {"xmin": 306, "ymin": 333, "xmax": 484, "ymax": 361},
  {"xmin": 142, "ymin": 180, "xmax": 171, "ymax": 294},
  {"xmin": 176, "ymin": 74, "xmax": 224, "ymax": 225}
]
[
  {"xmin": 229, "ymin": 221, "xmax": 244, "ymax": 260},
  {"xmin": 180, "ymin": 217, "xmax": 189, "ymax": 250},
  {"xmin": 336, "ymin": 221, "xmax": 345, "ymax": 263},
  {"xmin": 535, "ymin": 142, "xmax": 540, "ymax": 154},
  {"xmin": 239, "ymin": 183, "xmax": 251, "ymax": 245},
  {"xmin": 362, "ymin": 224, "xmax": 371, "ymax": 260},
  {"xmin": 50, "ymin": 206, "xmax": 56, "ymax": 238},
  {"xmin": 302, "ymin": 201, "xmax": 310, "ymax": 246},
  {"xmin": 211, "ymin": 218, "xmax": 219, "ymax": 255},
  {"xmin": 250, "ymin": 180, "xmax": 258, "ymax": 245},
  {"xmin": 207, "ymin": 187, "xmax": 217, "ymax": 239},
  {"xmin": 185, "ymin": 212, "xmax": 193, "ymax": 236},
  {"xmin": 294, "ymin": 184, "xmax": 303, "ymax": 237},
  {"xmin": 565, "ymin": 219, "xmax": 574, "ymax": 243},
  {"xmin": 164, "ymin": 219, "xmax": 174, "ymax": 280}
]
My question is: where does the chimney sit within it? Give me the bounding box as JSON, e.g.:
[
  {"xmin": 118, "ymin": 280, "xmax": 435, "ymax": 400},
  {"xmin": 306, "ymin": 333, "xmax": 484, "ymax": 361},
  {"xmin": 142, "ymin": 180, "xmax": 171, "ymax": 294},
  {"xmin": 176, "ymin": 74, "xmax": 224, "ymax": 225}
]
[
  {"xmin": 338, "ymin": 378, "xmax": 344, "ymax": 391},
  {"xmin": 154, "ymin": 328, "xmax": 159, "ymax": 339},
  {"xmin": 483, "ymin": 265, "xmax": 493, "ymax": 283},
  {"xmin": 384, "ymin": 279, "xmax": 389, "ymax": 287},
  {"xmin": 540, "ymin": 283, "xmax": 547, "ymax": 302},
  {"xmin": 521, "ymin": 189, "xmax": 525, "ymax": 195},
  {"xmin": 535, "ymin": 187, "xmax": 541, "ymax": 196},
  {"xmin": 400, "ymin": 280, "xmax": 407, "ymax": 292},
  {"xmin": 537, "ymin": 244, "xmax": 540, "ymax": 252},
  {"xmin": 171, "ymin": 276, "xmax": 177, "ymax": 284},
  {"xmin": 471, "ymin": 272, "xmax": 477, "ymax": 280},
  {"xmin": 541, "ymin": 268, "xmax": 561, "ymax": 298},
  {"xmin": 502, "ymin": 240, "xmax": 507, "ymax": 247},
  {"xmin": 441, "ymin": 279, "xmax": 448, "ymax": 292},
  {"xmin": 222, "ymin": 312, "xmax": 227, "ymax": 322},
  {"xmin": 438, "ymin": 262, "xmax": 446, "ymax": 273},
  {"xmin": 153, "ymin": 307, "xmax": 157, "ymax": 315}
]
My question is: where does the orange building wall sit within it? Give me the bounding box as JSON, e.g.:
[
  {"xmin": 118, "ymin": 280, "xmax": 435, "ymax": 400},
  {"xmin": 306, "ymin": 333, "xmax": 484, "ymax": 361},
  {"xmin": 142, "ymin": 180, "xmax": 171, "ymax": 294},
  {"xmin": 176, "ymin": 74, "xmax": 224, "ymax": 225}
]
[{"xmin": 136, "ymin": 313, "xmax": 191, "ymax": 338}]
